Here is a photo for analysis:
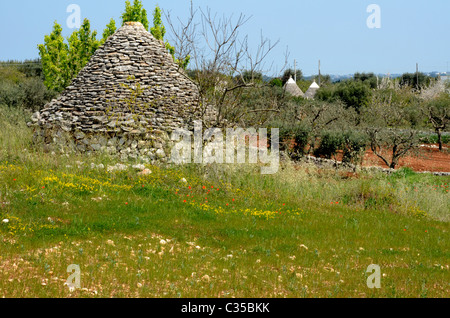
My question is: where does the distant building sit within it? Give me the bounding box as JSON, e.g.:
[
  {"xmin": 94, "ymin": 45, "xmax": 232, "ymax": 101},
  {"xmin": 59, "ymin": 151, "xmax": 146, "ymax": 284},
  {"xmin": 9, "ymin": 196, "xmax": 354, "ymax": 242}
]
[
  {"xmin": 440, "ymin": 75, "xmax": 449, "ymax": 82},
  {"xmin": 305, "ymin": 80, "xmax": 320, "ymax": 99},
  {"xmin": 283, "ymin": 76, "xmax": 305, "ymax": 97}
]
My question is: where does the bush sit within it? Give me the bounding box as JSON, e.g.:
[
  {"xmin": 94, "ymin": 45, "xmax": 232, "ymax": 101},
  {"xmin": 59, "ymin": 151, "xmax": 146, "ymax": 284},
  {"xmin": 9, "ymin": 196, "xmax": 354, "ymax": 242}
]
[
  {"xmin": 418, "ymin": 133, "xmax": 450, "ymax": 145},
  {"xmin": 269, "ymin": 78, "xmax": 282, "ymax": 87},
  {"xmin": 0, "ymin": 80, "xmax": 25, "ymax": 108},
  {"xmin": 0, "ymin": 66, "xmax": 55, "ymax": 111},
  {"xmin": 276, "ymin": 122, "xmax": 311, "ymax": 158},
  {"xmin": 341, "ymin": 131, "xmax": 368, "ymax": 165},
  {"xmin": 314, "ymin": 131, "xmax": 344, "ymax": 159},
  {"xmin": 316, "ymin": 80, "xmax": 372, "ymax": 114},
  {"xmin": 354, "ymin": 72, "xmax": 378, "ymax": 89},
  {"xmin": 21, "ymin": 77, "xmax": 57, "ymax": 111}
]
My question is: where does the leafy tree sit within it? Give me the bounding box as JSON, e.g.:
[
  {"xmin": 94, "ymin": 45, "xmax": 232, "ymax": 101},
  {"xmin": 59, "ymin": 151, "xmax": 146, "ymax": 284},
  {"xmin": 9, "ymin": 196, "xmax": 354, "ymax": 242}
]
[
  {"xmin": 315, "ymin": 84, "xmax": 336, "ymax": 103},
  {"xmin": 422, "ymin": 93, "xmax": 450, "ymax": 151},
  {"xmin": 269, "ymin": 78, "xmax": 283, "ymax": 87},
  {"xmin": 336, "ymin": 81, "xmax": 372, "ymax": 113},
  {"xmin": 101, "ymin": 18, "xmax": 117, "ymax": 44},
  {"xmin": 150, "ymin": 5, "xmax": 166, "ymax": 40},
  {"xmin": 281, "ymin": 69, "xmax": 303, "ymax": 85},
  {"xmin": 121, "ymin": 0, "xmax": 149, "ymax": 30},
  {"xmin": 317, "ymin": 80, "xmax": 372, "ymax": 115},
  {"xmin": 354, "ymin": 72, "xmax": 377, "ymax": 89},
  {"xmin": 67, "ymin": 19, "xmax": 101, "ymax": 80},
  {"xmin": 400, "ymin": 72, "xmax": 432, "ymax": 89},
  {"xmin": 39, "ymin": 19, "xmax": 101, "ymax": 92},
  {"xmin": 38, "ymin": 22, "xmax": 71, "ymax": 93}
]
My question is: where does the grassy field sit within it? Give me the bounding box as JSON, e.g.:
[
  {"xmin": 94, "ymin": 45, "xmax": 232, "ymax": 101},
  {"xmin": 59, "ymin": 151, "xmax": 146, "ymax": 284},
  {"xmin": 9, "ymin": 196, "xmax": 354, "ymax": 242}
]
[{"xmin": 0, "ymin": 107, "xmax": 449, "ymax": 298}]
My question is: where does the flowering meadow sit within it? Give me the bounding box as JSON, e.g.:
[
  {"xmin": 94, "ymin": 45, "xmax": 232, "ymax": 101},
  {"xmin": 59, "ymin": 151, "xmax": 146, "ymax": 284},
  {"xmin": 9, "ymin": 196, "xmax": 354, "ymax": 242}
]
[
  {"xmin": 0, "ymin": 108, "xmax": 449, "ymax": 298},
  {"xmin": 0, "ymin": 155, "xmax": 449, "ymax": 298}
]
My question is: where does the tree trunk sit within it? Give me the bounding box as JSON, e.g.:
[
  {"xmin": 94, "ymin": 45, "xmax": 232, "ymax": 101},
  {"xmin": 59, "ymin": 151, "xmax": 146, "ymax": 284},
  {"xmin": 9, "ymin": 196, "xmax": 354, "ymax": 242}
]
[
  {"xmin": 436, "ymin": 129, "xmax": 443, "ymax": 151},
  {"xmin": 390, "ymin": 161, "xmax": 397, "ymax": 169}
]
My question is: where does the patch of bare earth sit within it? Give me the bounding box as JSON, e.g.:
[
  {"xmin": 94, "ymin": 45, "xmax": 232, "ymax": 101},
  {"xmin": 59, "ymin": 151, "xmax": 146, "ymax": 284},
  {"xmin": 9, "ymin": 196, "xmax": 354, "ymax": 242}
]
[{"xmin": 361, "ymin": 144, "xmax": 450, "ymax": 172}]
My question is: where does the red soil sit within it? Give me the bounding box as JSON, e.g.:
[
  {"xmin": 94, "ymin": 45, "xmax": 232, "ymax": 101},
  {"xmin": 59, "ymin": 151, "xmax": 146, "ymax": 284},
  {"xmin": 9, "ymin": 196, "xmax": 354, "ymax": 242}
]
[
  {"xmin": 255, "ymin": 137, "xmax": 450, "ymax": 172},
  {"xmin": 361, "ymin": 144, "xmax": 450, "ymax": 172}
]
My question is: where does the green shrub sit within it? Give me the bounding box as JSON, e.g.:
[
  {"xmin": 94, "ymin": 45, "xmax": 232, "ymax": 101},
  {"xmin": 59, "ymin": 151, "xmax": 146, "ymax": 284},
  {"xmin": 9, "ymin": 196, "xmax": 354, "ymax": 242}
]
[
  {"xmin": 276, "ymin": 122, "xmax": 311, "ymax": 158},
  {"xmin": 314, "ymin": 131, "xmax": 344, "ymax": 159},
  {"xmin": 316, "ymin": 80, "xmax": 372, "ymax": 113},
  {"xmin": 21, "ymin": 77, "xmax": 57, "ymax": 111},
  {"xmin": 0, "ymin": 66, "xmax": 55, "ymax": 111},
  {"xmin": 418, "ymin": 134, "xmax": 450, "ymax": 145},
  {"xmin": 269, "ymin": 78, "xmax": 282, "ymax": 87},
  {"xmin": 0, "ymin": 80, "xmax": 25, "ymax": 108},
  {"xmin": 341, "ymin": 131, "xmax": 368, "ymax": 165}
]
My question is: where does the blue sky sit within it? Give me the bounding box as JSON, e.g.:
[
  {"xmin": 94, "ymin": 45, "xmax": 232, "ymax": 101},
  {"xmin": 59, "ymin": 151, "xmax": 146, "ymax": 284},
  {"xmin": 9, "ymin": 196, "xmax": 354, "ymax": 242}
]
[{"xmin": 0, "ymin": 0, "xmax": 449, "ymax": 76}]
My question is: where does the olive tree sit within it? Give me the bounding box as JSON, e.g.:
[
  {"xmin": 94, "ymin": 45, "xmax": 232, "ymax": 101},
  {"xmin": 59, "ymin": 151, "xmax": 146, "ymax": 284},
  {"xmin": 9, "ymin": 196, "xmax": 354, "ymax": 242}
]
[
  {"xmin": 420, "ymin": 80, "xmax": 450, "ymax": 151},
  {"xmin": 362, "ymin": 89, "xmax": 420, "ymax": 169}
]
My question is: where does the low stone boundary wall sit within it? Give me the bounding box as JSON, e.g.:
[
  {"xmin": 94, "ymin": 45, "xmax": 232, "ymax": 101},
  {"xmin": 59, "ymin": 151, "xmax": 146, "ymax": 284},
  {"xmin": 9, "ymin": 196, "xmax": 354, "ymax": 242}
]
[{"xmin": 297, "ymin": 154, "xmax": 450, "ymax": 176}]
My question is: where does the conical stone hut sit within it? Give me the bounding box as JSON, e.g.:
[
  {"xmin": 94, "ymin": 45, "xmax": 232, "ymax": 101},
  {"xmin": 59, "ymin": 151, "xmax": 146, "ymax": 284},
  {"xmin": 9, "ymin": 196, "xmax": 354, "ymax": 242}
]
[
  {"xmin": 29, "ymin": 22, "xmax": 212, "ymax": 161},
  {"xmin": 283, "ymin": 76, "xmax": 304, "ymax": 98},
  {"xmin": 305, "ymin": 80, "xmax": 320, "ymax": 99}
]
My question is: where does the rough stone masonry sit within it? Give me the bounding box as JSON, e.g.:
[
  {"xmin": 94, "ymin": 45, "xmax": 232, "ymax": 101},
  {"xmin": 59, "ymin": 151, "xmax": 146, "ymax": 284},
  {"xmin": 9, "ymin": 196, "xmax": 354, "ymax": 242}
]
[{"xmin": 29, "ymin": 21, "xmax": 215, "ymax": 162}]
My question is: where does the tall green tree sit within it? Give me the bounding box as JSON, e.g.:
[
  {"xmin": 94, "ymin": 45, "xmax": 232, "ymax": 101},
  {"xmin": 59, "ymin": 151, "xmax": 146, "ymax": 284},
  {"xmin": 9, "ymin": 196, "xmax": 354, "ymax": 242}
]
[
  {"xmin": 101, "ymin": 18, "xmax": 117, "ymax": 44},
  {"xmin": 67, "ymin": 19, "xmax": 101, "ymax": 80},
  {"xmin": 39, "ymin": 19, "xmax": 102, "ymax": 92},
  {"xmin": 38, "ymin": 22, "xmax": 71, "ymax": 92},
  {"xmin": 39, "ymin": 1, "xmax": 187, "ymax": 92},
  {"xmin": 121, "ymin": 0, "xmax": 149, "ymax": 30}
]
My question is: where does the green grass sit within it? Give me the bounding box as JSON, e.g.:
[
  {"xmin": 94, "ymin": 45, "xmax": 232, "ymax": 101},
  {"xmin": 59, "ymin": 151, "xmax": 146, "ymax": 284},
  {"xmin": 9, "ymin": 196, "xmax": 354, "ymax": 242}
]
[{"xmin": 0, "ymin": 106, "xmax": 449, "ymax": 298}]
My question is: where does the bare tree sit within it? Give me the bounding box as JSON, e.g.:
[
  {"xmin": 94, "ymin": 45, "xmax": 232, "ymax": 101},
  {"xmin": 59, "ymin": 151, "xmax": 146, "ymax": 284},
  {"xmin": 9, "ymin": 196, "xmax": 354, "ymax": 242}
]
[
  {"xmin": 165, "ymin": 3, "xmax": 284, "ymax": 127},
  {"xmin": 362, "ymin": 91, "xmax": 420, "ymax": 169}
]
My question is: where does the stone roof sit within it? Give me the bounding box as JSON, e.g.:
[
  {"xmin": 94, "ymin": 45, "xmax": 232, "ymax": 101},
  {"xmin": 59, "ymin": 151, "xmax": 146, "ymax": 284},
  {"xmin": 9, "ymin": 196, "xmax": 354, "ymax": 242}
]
[
  {"xmin": 31, "ymin": 21, "xmax": 202, "ymax": 135},
  {"xmin": 283, "ymin": 76, "xmax": 305, "ymax": 97},
  {"xmin": 305, "ymin": 80, "xmax": 320, "ymax": 99}
]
